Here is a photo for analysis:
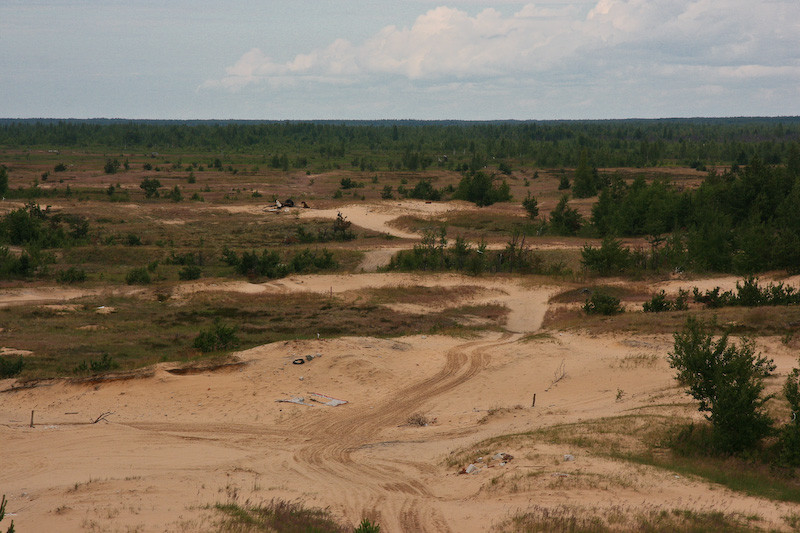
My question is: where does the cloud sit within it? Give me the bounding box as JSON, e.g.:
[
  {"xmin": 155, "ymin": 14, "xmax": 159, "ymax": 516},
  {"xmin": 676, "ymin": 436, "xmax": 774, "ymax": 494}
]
[{"xmin": 202, "ymin": 0, "xmax": 800, "ymax": 94}]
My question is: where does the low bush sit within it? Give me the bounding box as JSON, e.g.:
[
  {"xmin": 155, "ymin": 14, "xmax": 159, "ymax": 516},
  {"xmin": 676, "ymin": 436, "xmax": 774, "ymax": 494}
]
[
  {"xmin": 0, "ymin": 355, "xmax": 24, "ymax": 378},
  {"xmin": 178, "ymin": 265, "xmax": 202, "ymax": 280},
  {"xmin": 125, "ymin": 267, "xmax": 151, "ymax": 285},
  {"xmin": 583, "ymin": 291, "xmax": 623, "ymax": 315},
  {"xmin": 56, "ymin": 266, "xmax": 87, "ymax": 284},
  {"xmin": 643, "ymin": 289, "xmax": 689, "ymax": 312},
  {"xmin": 73, "ymin": 353, "xmax": 119, "ymax": 375},
  {"xmin": 193, "ymin": 321, "xmax": 238, "ymax": 353},
  {"xmin": 224, "ymin": 248, "xmax": 337, "ymax": 279},
  {"xmin": 692, "ymin": 277, "xmax": 800, "ymax": 309}
]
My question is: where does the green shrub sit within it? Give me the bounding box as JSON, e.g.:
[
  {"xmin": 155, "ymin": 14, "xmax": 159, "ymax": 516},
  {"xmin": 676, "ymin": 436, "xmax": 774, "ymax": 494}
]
[
  {"xmin": 139, "ymin": 177, "xmax": 161, "ymax": 198},
  {"xmin": 104, "ymin": 158, "xmax": 120, "ymax": 174},
  {"xmin": 668, "ymin": 316, "xmax": 775, "ymax": 454},
  {"xmin": 354, "ymin": 518, "xmax": 381, "ymax": 533},
  {"xmin": 125, "ymin": 267, "xmax": 151, "ymax": 285},
  {"xmin": 779, "ymin": 360, "xmax": 800, "ymax": 466},
  {"xmin": 193, "ymin": 321, "xmax": 238, "ymax": 353},
  {"xmin": 644, "ymin": 289, "xmax": 690, "ymax": 312},
  {"xmin": 56, "ymin": 267, "xmax": 87, "ymax": 284},
  {"xmin": 168, "ymin": 185, "xmax": 183, "ymax": 202},
  {"xmin": 581, "ymin": 237, "xmax": 631, "ymax": 276},
  {"xmin": 549, "ymin": 195, "xmax": 582, "ymax": 236},
  {"xmin": 583, "ymin": 290, "xmax": 623, "ymax": 315},
  {"xmin": 522, "ymin": 191, "xmax": 538, "ymax": 219},
  {"xmin": 0, "ymin": 356, "xmax": 24, "ymax": 378},
  {"xmin": 178, "ymin": 265, "xmax": 202, "ymax": 280},
  {"xmin": 453, "ymin": 171, "xmax": 511, "ymax": 207},
  {"xmin": 73, "ymin": 353, "xmax": 119, "ymax": 375},
  {"xmin": 54, "ymin": 162, "xmax": 67, "ymax": 172}
]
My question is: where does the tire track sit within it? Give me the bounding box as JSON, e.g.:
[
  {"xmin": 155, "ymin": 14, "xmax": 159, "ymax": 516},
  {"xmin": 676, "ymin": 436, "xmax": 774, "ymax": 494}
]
[{"xmin": 288, "ymin": 332, "xmax": 516, "ymax": 532}]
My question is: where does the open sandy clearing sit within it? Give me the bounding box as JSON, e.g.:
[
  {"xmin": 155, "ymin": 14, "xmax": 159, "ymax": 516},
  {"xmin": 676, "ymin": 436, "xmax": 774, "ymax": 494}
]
[{"xmin": 2, "ymin": 273, "xmax": 800, "ymax": 532}]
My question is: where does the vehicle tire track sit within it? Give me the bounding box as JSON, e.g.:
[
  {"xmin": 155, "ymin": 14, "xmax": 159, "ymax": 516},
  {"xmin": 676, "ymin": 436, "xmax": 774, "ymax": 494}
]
[{"xmin": 288, "ymin": 332, "xmax": 516, "ymax": 532}]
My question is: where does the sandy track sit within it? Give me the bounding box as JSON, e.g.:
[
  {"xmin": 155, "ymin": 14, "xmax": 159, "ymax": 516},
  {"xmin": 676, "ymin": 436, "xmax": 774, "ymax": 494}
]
[{"xmin": 289, "ymin": 333, "xmax": 512, "ymax": 532}]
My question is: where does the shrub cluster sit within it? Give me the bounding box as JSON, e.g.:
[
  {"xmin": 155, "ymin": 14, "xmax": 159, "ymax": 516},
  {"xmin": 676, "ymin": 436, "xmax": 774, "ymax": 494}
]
[
  {"xmin": 73, "ymin": 353, "xmax": 119, "ymax": 375},
  {"xmin": 223, "ymin": 247, "xmax": 336, "ymax": 279},
  {"xmin": 388, "ymin": 229, "xmax": 547, "ymax": 276},
  {"xmin": 692, "ymin": 276, "xmax": 800, "ymax": 308},
  {"xmin": 55, "ymin": 266, "xmax": 87, "ymax": 284},
  {"xmin": 642, "ymin": 289, "xmax": 689, "ymax": 312},
  {"xmin": 0, "ymin": 201, "xmax": 89, "ymax": 249},
  {"xmin": 453, "ymin": 171, "xmax": 511, "ymax": 207},
  {"xmin": 193, "ymin": 321, "xmax": 238, "ymax": 353},
  {"xmin": 125, "ymin": 267, "xmax": 151, "ymax": 285}
]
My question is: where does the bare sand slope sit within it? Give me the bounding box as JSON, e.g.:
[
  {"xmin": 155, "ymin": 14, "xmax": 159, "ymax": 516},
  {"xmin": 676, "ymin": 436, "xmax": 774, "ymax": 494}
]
[{"xmin": 2, "ymin": 274, "xmax": 799, "ymax": 532}]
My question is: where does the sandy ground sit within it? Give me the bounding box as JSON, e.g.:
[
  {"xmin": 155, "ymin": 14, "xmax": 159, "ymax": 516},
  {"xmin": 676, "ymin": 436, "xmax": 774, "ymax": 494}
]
[
  {"xmin": 2, "ymin": 272, "xmax": 800, "ymax": 532},
  {"xmin": 2, "ymin": 200, "xmax": 800, "ymax": 531}
]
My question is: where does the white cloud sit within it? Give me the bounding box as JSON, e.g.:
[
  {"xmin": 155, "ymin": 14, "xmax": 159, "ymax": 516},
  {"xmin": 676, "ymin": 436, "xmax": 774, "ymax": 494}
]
[{"xmin": 202, "ymin": 0, "xmax": 800, "ymax": 102}]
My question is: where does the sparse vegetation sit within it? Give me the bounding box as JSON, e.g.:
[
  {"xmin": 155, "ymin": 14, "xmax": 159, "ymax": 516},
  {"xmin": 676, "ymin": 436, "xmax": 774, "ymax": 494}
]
[
  {"xmin": 214, "ymin": 499, "xmax": 348, "ymax": 533},
  {"xmin": 193, "ymin": 321, "xmax": 239, "ymax": 353}
]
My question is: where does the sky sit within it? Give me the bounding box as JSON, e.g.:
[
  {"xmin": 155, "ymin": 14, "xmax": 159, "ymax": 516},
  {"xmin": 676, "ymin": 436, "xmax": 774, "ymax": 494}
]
[{"xmin": 1, "ymin": 0, "xmax": 798, "ymax": 120}]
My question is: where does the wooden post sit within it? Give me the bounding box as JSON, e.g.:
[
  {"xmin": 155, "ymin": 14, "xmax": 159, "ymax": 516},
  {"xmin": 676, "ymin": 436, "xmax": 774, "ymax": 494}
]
[
  {"xmin": 30, "ymin": 410, "xmax": 34, "ymax": 428},
  {"xmin": 531, "ymin": 394, "xmax": 536, "ymax": 407}
]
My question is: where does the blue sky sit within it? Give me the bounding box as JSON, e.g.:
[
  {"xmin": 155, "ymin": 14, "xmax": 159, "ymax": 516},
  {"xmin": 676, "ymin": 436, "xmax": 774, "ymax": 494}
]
[{"xmin": 1, "ymin": 0, "xmax": 798, "ymax": 120}]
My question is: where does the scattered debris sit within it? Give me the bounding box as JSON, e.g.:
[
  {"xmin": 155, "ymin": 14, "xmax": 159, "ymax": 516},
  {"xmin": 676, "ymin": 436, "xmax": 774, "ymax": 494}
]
[
  {"xmin": 464, "ymin": 464, "xmax": 479, "ymax": 474},
  {"xmin": 309, "ymin": 393, "xmax": 348, "ymax": 406},
  {"xmin": 276, "ymin": 397, "xmax": 314, "ymax": 407},
  {"xmin": 493, "ymin": 452, "xmax": 513, "ymax": 462},
  {"xmin": 92, "ymin": 411, "xmax": 114, "ymax": 424},
  {"xmin": 552, "ymin": 472, "xmax": 569, "ymax": 478},
  {"xmin": 563, "ymin": 454, "xmax": 575, "ymax": 462},
  {"xmin": 292, "ymin": 358, "xmax": 305, "ymax": 365}
]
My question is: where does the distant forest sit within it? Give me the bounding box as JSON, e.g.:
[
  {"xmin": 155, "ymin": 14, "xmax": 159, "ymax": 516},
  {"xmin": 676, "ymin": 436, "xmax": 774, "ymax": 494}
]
[{"xmin": 1, "ymin": 117, "xmax": 800, "ymax": 169}]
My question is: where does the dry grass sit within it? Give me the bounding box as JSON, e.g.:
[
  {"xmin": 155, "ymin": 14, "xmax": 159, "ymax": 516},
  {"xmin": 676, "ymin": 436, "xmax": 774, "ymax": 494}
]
[
  {"xmin": 543, "ymin": 303, "xmax": 800, "ymax": 337},
  {"xmin": 495, "ymin": 505, "xmax": 765, "ymax": 533},
  {"xmin": 1, "ymin": 288, "xmax": 508, "ymax": 379}
]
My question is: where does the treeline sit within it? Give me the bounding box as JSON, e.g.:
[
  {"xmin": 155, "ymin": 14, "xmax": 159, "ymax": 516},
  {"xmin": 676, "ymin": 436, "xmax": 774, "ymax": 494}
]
[
  {"xmin": 2, "ymin": 118, "xmax": 800, "ymax": 169},
  {"xmin": 581, "ymin": 150, "xmax": 800, "ymax": 274}
]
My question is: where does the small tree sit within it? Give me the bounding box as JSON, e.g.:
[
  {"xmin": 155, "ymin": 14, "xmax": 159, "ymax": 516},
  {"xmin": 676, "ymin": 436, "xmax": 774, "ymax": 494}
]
[
  {"xmin": 104, "ymin": 158, "xmax": 120, "ymax": 174},
  {"xmin": 668, "ymin": 316, "xmax": 775, "ymax": 454},
  {"xmin": 779, "ymin": 359, "xmax": 800, "ymax": 465},
  {"xmin": 0, "ymin": 166, "xmax": 7, "ymax": 196},
  {"xmin": 549, "ymin": 195, "xmax": 582, "ymax": 236},
  {"xmin": 522, "ymin": 191, "xmax": 539, "ymax": 219},
  {"xmin": 140, "ymin": 177, "xmax": 161, "ymax": 198}
]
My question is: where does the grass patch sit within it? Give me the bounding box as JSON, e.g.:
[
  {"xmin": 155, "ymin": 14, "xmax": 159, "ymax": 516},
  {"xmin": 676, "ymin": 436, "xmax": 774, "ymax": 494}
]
[
  {"xmin": 543, "ymin": 303, "xmax": 800, "ymax": 336},
  {"xmin": 449, "ymin": 415, "xmax": 800, "ymax": 507},
  {"xmin": 2, "ymin": 289, "xmax": 506, "ymax": 379},
  {"xmin": 214, "ymin": 499, "xmax": 349, "ymax": 533},
  {"xmin": 496, "ymin": 505, "xmax": 765, "ymax": 533}
]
